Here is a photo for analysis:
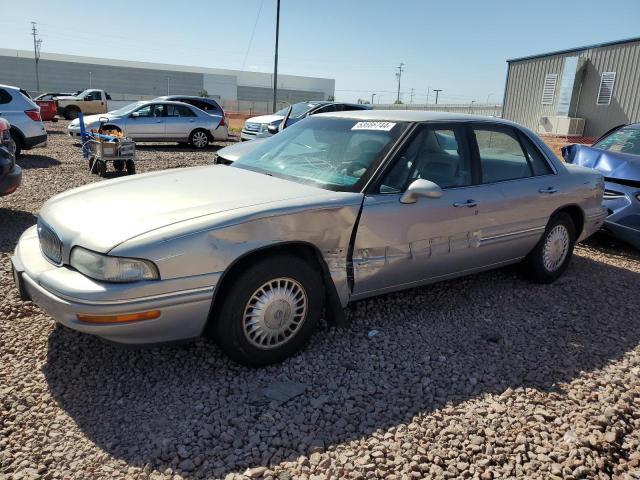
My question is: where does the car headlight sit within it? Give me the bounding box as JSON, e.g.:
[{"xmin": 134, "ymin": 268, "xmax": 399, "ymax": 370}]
[
  {"xmin": 259, "ymin": 123, "xmax": 269, "ymax": 132},
  {"xmin": 70, "ymin": 247, "xmax": 159, "ymax": 282}
]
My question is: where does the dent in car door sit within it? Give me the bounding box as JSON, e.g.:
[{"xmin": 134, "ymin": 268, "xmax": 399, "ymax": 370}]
[{"xmin": 352, "ymin": 124, "xmax": 492, "ymax": 297}]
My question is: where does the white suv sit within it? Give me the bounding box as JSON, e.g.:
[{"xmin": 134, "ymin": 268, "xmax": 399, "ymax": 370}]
[{"xmin": 0, "ymin": 84, "xmax": 47, "ymax": 157}]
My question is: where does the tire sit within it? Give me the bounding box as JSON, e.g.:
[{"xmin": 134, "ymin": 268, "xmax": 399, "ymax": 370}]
[
  {"xmin": 95, "ymin": 159, "xmax": 107, "ymax": 176},
  {"xmin": 522, "ymin": 212, "xmax": 576, "ymax": 284},
  {"xmin": 9, "ymin": 130, "xmax": 22, "ymax": 159},
  {"xmin": 125, "ymin": 160, "xmax": 136, "ymax": 175},
  {"xmin": 113, "ymin": 160, "xmax": 125, "ymax": 171},
  {"xmin": 88, "ymin": 156, "xmax": 95, "ymax": 173},
  {"xmin": 214, "ymin": 254, "xmax": 324, "ymax": 366},
  {"xmin": 189, "ymin": 129, "xmax": 209, "ymax": 149},
  {"xmin": 63, "ymin": 107, "xmax": 80, "ymax": 120}
]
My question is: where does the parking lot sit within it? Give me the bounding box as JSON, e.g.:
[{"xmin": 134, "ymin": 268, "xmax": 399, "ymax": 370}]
[{"xmin": 1, "ymin": 121, "xmax": 640, "ymax": 480}]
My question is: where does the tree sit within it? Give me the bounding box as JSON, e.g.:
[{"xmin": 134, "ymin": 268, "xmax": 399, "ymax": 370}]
[
  {"xmin": 327, "ymin": 95, "xmax": 335, "ymax": 101},
  {"xmin": 198, "ymin": 89, "xmax": 210, "ymax": 98},
  {"xmin": 394, "ymin": 99, "xmax": 404, "ymax": 104}
]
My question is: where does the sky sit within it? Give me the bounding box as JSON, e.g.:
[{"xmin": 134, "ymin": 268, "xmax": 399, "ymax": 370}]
[{"xmin": 2, "ymin": 0, "xmax": 639, "ymax": 104}]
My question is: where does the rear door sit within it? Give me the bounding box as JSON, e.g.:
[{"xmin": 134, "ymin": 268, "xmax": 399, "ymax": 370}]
[
  {"xmin": 165, "ymin": 104, "xmax": 198, "ymax": 139},
  {"xmin": 468, "ymin": 123, "xmax": 558, "ymax": 260}
]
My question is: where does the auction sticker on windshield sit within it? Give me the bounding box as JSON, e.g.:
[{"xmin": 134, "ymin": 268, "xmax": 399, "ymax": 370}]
[{"xmin": 351, "ymin": 122, "xmax": 396, "ymax": 131}]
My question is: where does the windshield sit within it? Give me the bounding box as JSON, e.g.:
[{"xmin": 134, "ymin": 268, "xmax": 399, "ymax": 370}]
[
  {"xmin": 108, "ymin": 102, "xmax": 145, "ymax": 116},
  {"xmin": 232, "ymin": 117, "xmax": 407, "ymax": 191},
  {"xmin": 593, "ymin": 127, "xmax": 640, "ymax": 155},
  {"xmin": 274, "ymin": 102, "xmax": 321, "ymax": 118}
]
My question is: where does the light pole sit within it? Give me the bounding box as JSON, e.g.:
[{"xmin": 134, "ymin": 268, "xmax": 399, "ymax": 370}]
[
  {"xmin": 469, "ymin": 100, "xmax": 475, "ymax": 113},
  {"xmin": 486, "ymin": 93, "xmax": 493, "ymax": 103},
  {"xmin": 371, "ymin": 93, "xmax": 376, "ymax": 104},
  {"xmin": 89, "ymin": 71, "xmax": 92, "ymax": 89},
  {"xmin": 433, "ymin": 89, "xmax": 442, "ymax": 104},
  {"xmin": 272, "ymin": 0, "xmax": 280, "ymax": 113}
]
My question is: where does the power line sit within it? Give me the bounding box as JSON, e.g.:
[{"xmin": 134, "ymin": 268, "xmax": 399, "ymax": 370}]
[{"xmin": 241, "ymin": 0, "xmax": 265, "ymax": 71}]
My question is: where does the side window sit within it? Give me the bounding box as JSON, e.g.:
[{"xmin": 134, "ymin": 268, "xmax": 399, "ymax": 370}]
[
  {"xmin": 474, "ymin": 127, "xmax": 532, "ymax": 183},
  {"xmin": 312, "ymin": 105, "xmax": 337, "ymax": 115},
  {"xmin": 379, "ymin": 126, "xmax": 471, "ymax": 193},
  {"xmin": 134, "ymin": 105, "xmax": 153, "ymax": 117},
  {"xmin": 0, "ymin": 89, "xmax": 12, "ymax": 104},
  {"xmin": 519, "ymin": 134, "xmax": 554, "ymax": 175},
  {"xmin": 176, "ymin": 105, "xmax": 195, "ymax": 117},
  {"xmin": 152, "ymin": 104, "xmax": 167, "ymax": 117},
  {"xmin": 85, "ymin": 91, "xmax": 101, "ymax": 101}
]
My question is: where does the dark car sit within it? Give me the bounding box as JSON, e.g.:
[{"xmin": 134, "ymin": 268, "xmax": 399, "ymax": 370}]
[
  {"xmin": 562, "ymin": 123, "xmax": 640, "ymax": 249},
  {"xmin": 0, "ymin": 118, "xmax": 21, "ymax": 196}
]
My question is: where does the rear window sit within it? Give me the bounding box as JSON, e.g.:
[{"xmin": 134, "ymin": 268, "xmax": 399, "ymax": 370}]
[{"xmin": 0, "ymin": 89, "xmax": 12, "ymax": 104}]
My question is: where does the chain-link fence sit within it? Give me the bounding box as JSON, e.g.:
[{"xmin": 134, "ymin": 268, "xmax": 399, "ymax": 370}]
[{"xmin": 373, "ymin": 103, "xmax": 503, "ymax": 117}]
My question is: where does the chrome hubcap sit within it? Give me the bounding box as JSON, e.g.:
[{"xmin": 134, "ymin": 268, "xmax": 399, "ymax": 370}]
[
  {"xmin": 193, "ymin": 132, "xmax": 208, "ymax": 147},
  {"xmin": 543, "ymin": 224, "xmax": 570, "ymax": 272},
  {"xmin": 243, "ymin": 278, "xmax": 307, "ymax": 349}
]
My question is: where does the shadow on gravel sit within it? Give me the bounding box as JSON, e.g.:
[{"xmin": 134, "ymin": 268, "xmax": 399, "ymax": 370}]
[
  {"xmin": 42, "ymin": 253, "xmax": 640, "ymax": 477},
  {"xmin": 584, "ymin": 231, "xmax": 640, "ymax": 260},
  {"xmin": 17, "ymin": 155, "xmax": 61, "ymax": 169},
  {"xmin": 0, "ymin": 208, "xmax": 36, "ymax": 253}
]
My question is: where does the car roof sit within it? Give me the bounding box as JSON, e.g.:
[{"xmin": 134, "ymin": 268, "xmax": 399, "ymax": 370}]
[
  {"xmin": 316, "ymin": 109, "xmax": 513, "ymax": 124},
  {"xmin": 0, "ymin": 84, "xmax": 19, "ymax": 91},
  {"xmin": 165, "ymin": 95, "xmax": 218, "ymax": 102}
]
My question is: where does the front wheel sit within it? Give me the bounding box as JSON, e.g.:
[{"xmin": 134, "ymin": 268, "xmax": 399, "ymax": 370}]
[
  {"xmin": 189, "ymin": 129, "xmax": 209, "ymax": 149},
  {"xmin": 214, "ymin": 254, "xmax": 324, "ymax": 366},
  {"xmin": 522, "ymin": 212, "xmax": 576, "ymax": 283}
]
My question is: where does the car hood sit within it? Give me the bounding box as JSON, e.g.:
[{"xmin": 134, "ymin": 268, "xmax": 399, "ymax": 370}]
[
  {"xmin": 245, "ymin": 114, "xmax": 284, "ymax": 125},
  {"xmin": 39, "ymin": 165, "xmax": 335, "ymax": 253},
  {"xmin": 216, "ymin": 138, "xmax": 267, "ymax": 162},
  {"xmin": 563, "ymin": 144, "xmax": 640, "ymax": 181},
  {"xmin": 69, "ymin": 113, "xmax": 119, "ymax": 128}
]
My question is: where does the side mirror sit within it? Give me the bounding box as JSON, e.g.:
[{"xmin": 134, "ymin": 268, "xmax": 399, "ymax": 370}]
[
  {"xmin": 130, "ymin": 111, "xmax": 140, "ymax": 118},
  {"xmin": 267, "ymin": 124, "xmax": 279, "ymax": 135},
  {"xmin": 400, "ymin": 179, "xmax": 443, "ymax": 204}
]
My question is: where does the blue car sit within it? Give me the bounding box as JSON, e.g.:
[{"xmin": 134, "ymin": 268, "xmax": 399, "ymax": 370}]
[{"xmin": 562, "ymin": 123, "xmax": 640, "ymax": 249}]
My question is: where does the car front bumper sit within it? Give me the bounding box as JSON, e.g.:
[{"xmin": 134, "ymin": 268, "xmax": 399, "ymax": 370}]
[
  {"xmin": 240, "ymin": 130, "xmax": 259, "ymax": 141},
  {"xmin": 11, "ymin": 226, "xmax": 216, "ymax": 344}
]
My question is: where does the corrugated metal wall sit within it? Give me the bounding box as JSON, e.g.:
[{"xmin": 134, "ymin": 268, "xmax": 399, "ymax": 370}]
[
  {"xmin": 503, "ymin": 39, "xmax": 640, "ymax": 137},
  {"xmin": 0, "ymin": 56, "xmax": 204, "ymax": 96},
  {"xmin": 237, "ymin": 86, "xmax": 324, "ymax": 103}
]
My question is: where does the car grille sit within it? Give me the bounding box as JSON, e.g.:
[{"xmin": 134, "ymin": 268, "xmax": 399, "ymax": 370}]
[
  {"xmin": 244, "ymin": 122, "xmax": 261, "ymax": 132},
  {"xmin": 38, "ymin": 220, "xmax": 63, "ymax": 265}
]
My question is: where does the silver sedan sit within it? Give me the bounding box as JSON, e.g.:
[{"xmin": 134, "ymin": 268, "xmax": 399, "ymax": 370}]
[
  {"xmin": 67, "ymin": 101, "xmax": 227, "ymax": 148},
  {"xmin": 13, "ymin": 111, "xmax": 606, "ymax": 366}
]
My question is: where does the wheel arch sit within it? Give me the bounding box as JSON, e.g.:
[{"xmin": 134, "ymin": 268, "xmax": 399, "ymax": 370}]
[
  {"xmin": 189, "ymin": 127, "xmax": 213, "ymax": 141},
  {"xmin": 203, "ymin": 241, "xmax": 344, "ymax": 337},
  {"xmin": 9, "ymin": 126, "xmax": 25, "ymax": 146},
  {"xmin": 550, "ymin": 204, "xmax": 584, "ymax": 239}
]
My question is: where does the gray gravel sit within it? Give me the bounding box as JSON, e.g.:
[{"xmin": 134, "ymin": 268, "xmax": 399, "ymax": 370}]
[{"xmin": 2, "ymin": 121, "xmax": 640, "ymax": 480}]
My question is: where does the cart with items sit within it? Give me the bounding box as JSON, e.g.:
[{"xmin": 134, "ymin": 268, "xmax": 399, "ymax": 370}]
[{"xmin": 79, "ymin": 115, "xmax": 136, "ymax": 177}]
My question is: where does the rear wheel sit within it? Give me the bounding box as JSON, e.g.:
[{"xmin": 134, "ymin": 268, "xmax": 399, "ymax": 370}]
[
  {"xmin": 63, "ymin": 106, "xmax": 80, "ymax": 120},
  {"xmin": 214, "ymin": 254, "xmax": 324, "ymax": 366},
  {"xmin": 125, "ymin": 159, "xmax": 136, "ymax": 175},
  {"xmin": 95, "ymin": 159, "xmax": 107, "ymax": 176},
  {"xmin": 522, "ymin": 212, "xmax": 576, "ymax": 283},
  {"xmin": 189, "ymin": 129, "xmax": 209, "ymax": 149},
  {"xmin": 113, "ymin": 160, "xmax": 125, "ymax": 171}
]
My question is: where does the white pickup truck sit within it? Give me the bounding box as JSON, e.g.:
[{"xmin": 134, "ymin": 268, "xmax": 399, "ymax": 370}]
[{"xmin": 56, "ymin": 89, "xmax": 128, "ymax": 120}]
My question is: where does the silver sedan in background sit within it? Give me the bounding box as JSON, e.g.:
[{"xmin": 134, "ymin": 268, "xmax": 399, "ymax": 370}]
[
  {"xmin": 67, "ymin": 101, "xmax": 227, "ymax": 148},
  {"xmin": 14, "ymin": 111, "xmax": 606, "ymax": 366}
]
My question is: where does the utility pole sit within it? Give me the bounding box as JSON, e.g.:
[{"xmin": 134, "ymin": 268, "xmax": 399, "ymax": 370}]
[
  {"xmin": 31, "ymin": 22, "xmax": 42, "ymax": 93},
  {"xmin": 395, "ymin": 63, "xmax": 404, "ymax": 103},
  {"xmin": 166, "ymin": 77, "xmax": 170, "ymax": 95},
  {"xmin": 409, "ymin": 88, "xmax": 415, "ymax": 104},
  {"xmin": 426, "ymin": 87, "xmax": 430, "ymax": 104},
  {"xmin": 89, "ymin": 71, "xmax": 92, "ymax": 88},
  {"xmin": 272, "ymin": 0, "xmax": 280, "ymax": 113},
  {"xmin": 433, "ymin": 89, "xmax": 442, "ymax": 104},
  {"xmin": 371, "ymin": 93, "xmax": 376, "ymax": 104}
]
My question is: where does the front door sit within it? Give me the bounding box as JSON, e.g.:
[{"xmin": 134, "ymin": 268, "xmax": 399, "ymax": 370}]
[
  {"xmin": 352, "ymin": 123, "xmax": 490, "ymax": 297},
  {"xmin": 126, "ymin": 104, "xmax": 167, "ymax": 139},
  {"xmin": 82, "ymin": 90, "xmax": 105, "ymax": 114}
]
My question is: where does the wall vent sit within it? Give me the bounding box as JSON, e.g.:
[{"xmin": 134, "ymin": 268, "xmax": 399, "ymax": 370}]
[
  {"xmin": 541, "ymin": 74, "xmax": 558, "ymax": 105},
  {"xmin": 596, "ymin": 72, "xmax": 616, "ymax": 105}
]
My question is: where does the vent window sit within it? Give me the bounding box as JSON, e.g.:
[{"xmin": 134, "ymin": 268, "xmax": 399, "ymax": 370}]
[
  {"xmin": 597, "ymin": 72, "xmax": 616, "ymax": 105},
  {"xmin": 541, "ymin": 74, "xmax": 557, "ymax": 105}
]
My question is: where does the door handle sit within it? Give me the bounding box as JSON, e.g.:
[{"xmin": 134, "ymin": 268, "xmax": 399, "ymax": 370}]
[
  {"xmin": 539, "ymin": 186, "xmax": 558, "ymax": 194},
  {"xmin": 453, "ymin": 200, "xmax": 478, "ymax": 208}
]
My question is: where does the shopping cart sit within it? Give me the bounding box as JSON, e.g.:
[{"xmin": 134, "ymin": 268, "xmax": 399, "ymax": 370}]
[{"xmin": 86, "ymin": 133, "xmax": 136, "ymax": 176}]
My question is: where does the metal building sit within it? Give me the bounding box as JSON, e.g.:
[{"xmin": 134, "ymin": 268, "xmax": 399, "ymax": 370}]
[
  {"xmin": 503, "ymin": 37, "xmax": 640, "ymax": 138},
  {"xmin": 0, "ymin": 48, "xmax": 335, "ymax": 113}
]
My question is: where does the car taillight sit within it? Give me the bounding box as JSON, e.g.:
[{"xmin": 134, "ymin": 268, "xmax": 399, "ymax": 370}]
[
  {"xmin": 219, "ymin": 114, "xmax": 226, "ymax": 127},
  {"xmin": 25, "ymin": 109, "xmax": 42, "ymax": 121}
]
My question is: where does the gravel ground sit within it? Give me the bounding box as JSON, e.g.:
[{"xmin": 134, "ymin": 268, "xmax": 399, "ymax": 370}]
[{"xmin": 1, "ymin": 121, "xmax": 640, "ymax": 480}]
